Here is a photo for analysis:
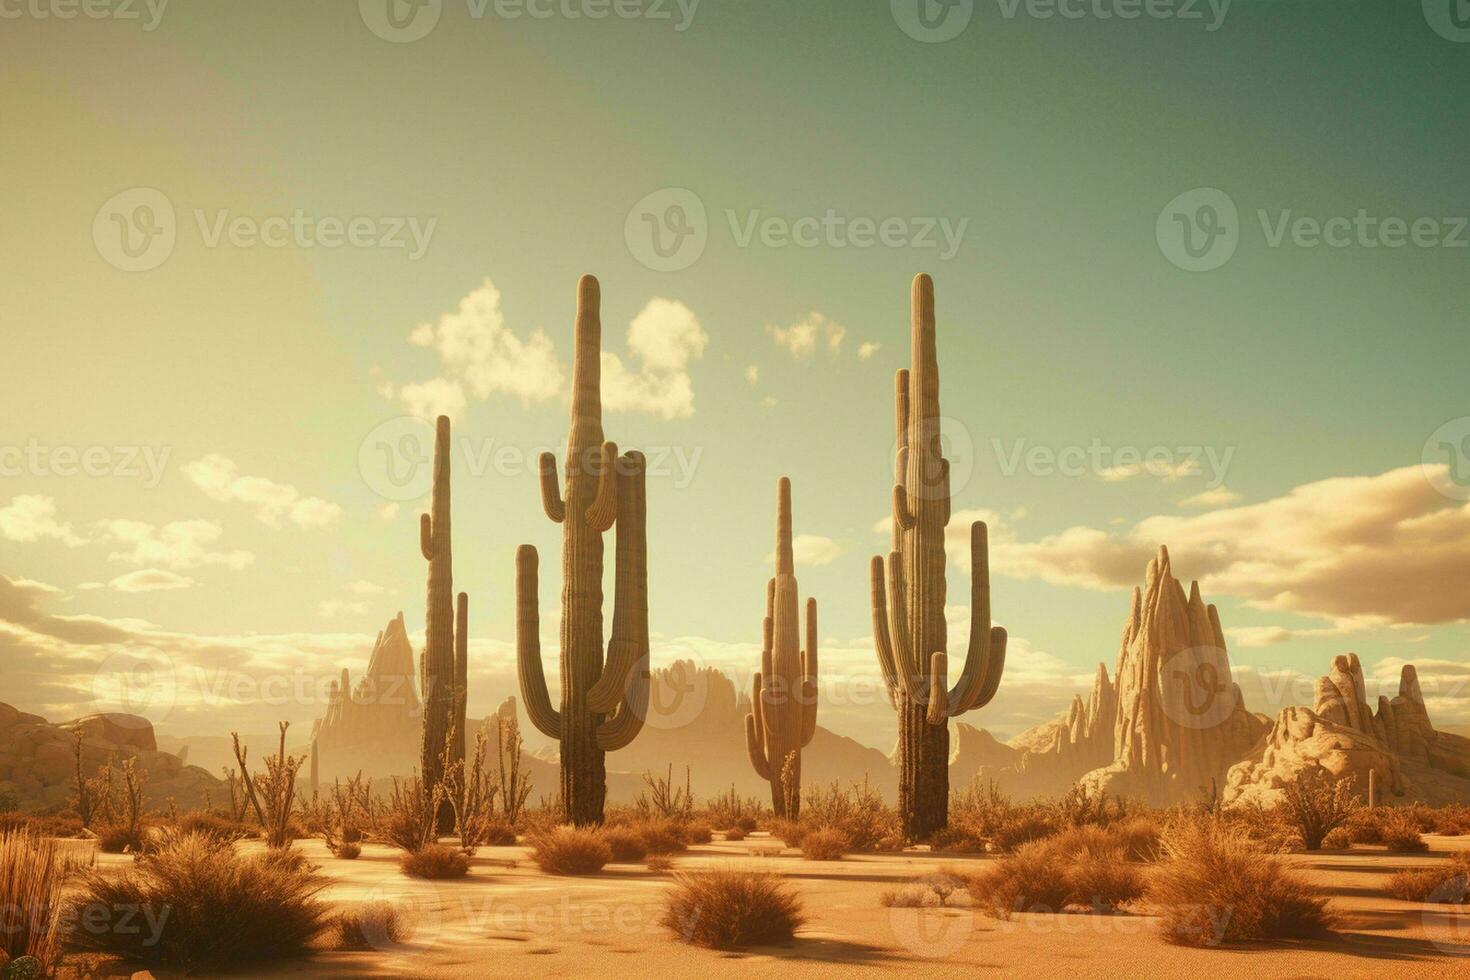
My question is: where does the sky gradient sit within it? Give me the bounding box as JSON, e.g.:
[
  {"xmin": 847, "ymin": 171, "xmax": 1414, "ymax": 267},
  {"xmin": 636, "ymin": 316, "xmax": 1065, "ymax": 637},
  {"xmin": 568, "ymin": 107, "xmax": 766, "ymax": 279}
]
[{"xmin": 2, "ymin": 0, "xmax": 1468, "ymax": 752}]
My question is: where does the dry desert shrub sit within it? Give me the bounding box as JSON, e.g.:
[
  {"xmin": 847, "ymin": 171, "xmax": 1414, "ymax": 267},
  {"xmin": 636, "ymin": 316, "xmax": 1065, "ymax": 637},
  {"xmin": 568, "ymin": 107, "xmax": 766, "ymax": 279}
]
[
  {"xmin": 1321, "ymin": 827, "xmax": 1353, "ymax": 850},
  {"xmin": 926, "ymin": 822, "xmax": 987, "ymax": 853},
  {"xmin": 1280, "ymin": 769, "xmax": 1359, "ymax": 851},
  {"xmin": 800, "ymin": 779, "xmax": 899, "ymax": 851},
  {"xmin": 637, "ymin": 818, "xmax": 690, "ymax": 855},
  {"xmin": 965, "ymin": 834, "xmax": 1143, "ymax": 917},
  {"xmin": 68, "ymin": 831, "xmax": 330, "ymax": 969},
  {"xmin": 529, "ymin": 826, "xmax": 611, "ymax": 875},
  {"xmin": 646, "ymin": 855, "xmax": 675, "ymax": 872},
  {"xmin": 172, "ymin": 809, "xmax": 249, "ymax": 846},
  {"xmin": 333, "ymin": 841, "xmax": 363, "ymax": 860},
  {"xmin": 684, "ymin": 823, "xmax": 714, "ymax": 845},
  {"xmin": 769, "ymin": 818, "xmax": 805, "ymax": 849},
  {"xmin": 880, "ymin": 885, "xmax": 933, "ymax": 908},
  {"xmin": 1384, "ymin": 854, "xmax": 1470, "ymax": 903},
  {"xmin": 706, "ymin": 786, "xmax": 765, "ymax": 833},
  {"xmin": 1378, "ymin": 809, "xmax": 1430, "ymax": 853},
  {"xmin": 799, "ymin": 827, "xmax": 849, "ymax": 861},
  {"xmin": 662, "ymin": 870, "xmax": 804, "ymax": 949},
  {"xmin": 2, "ymin": 826, "xmax": 91, "ymax": 970},
  {"xmin": 1149, "ymin": 821, "xmax": 1334, "ymax": 946},
  {"xmin": 378, "ymin": 775, "xmax": 444, "ymax": 853},
  {"xmin": 725, "ymin": 827, "xmax": 747, "ymax": 841},
  {"xmin": 400, "ymin": 844, "xmax": 469, "ymax": 879},
  {"xmin": 334, "ymin": 900, "xmax": 409, "ymax": 949},
  {"xmin": 600, "ymin": 825, "xmax": 649, "ymax": 862}
]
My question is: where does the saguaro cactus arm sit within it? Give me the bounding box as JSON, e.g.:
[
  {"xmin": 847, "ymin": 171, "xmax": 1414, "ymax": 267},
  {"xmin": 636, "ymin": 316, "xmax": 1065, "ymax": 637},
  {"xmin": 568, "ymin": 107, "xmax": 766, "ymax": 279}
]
[
  {"xmin": 800, "ymin": 597, "xmax": 819, "ymax": 747},
  {"xmin": 870, "ymin": 557, "xmax": 901, "ymax": 703},
  {"xmin": 885, "ymin": 553, "xmax": 921, "ymax": 701},
  {"xmin": 538, "ymin": 452, "xmax": 566, "ymax": 524},
  {"xmin": 515, "ymin": 545, "xmax": 561, "ymax": 739},
  {"xmin": 594, "ymin": 452, "xmax": 649, "ymax": 751},
  {"xmin": 584, "ymin": 441, "xmax": 620, "ymax": 532},
  {"xmin": 420, "ymin": 513, "xmax": 435, "ymax": 560}
]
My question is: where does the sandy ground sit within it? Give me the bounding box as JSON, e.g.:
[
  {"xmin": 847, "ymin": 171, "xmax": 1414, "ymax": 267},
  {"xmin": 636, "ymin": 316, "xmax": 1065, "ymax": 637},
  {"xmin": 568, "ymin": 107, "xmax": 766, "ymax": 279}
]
[{"xmin": 67, "ymin": 833, "xmax": 1470, "ymax": 979}]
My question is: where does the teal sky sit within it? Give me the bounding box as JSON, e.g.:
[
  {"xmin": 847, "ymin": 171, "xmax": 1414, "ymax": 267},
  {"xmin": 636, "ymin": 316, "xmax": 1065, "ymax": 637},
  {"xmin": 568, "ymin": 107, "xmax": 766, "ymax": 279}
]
[{"xmin": 3, "ymin": 0, "xmax": 1467, "ymax": 749}]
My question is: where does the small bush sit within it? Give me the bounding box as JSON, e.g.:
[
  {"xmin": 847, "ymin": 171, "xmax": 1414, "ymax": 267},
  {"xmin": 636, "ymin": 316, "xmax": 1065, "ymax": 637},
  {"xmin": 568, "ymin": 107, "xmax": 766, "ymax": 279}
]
[
  {"xmin": 2, "ymin": 825, "xmax": 89, "ymax": 970},
  {"xmin": 529, "ymin": 826, "xmax": 611, "ymax": 875},
  {"xmin": 96, "ymin": 824, "xmax": 145, "ymax": 854},
  {"xmin": 67, "ymin": 832, "xmax": 330, "ymax": 969},
  {"xmin": 173, "ymin": 810, "xmax": 248, "ymax": 846},
  {"xmin": 990, "ymin": 813, "xmax": 1056, "ymax": 853},
  {"xmin": 724, "ymin": 827, "xmax": 747, "ymax": 842},
  {"xmin": 601, "ymin": 826, "xmax": 649, "ymax": 863},
  {"xmin": 333, "ymin": 841, "xmax": 362, "ymax": 860},
  {"xmin": 1149, "ymin": 822, "xmax": 1334, "ymax": 946},
  {"xmin": 799, "ymin": 828, "xmax": 849, "ymax": 861},
  {"xmin": 1345, "ymin": 807, "xmax": 1384, "ymax": 844},
  {"xmin": 1281, "ymin": 769, "xmax": 1358, "ymax": 851},
  {"xmin": 880, "ymin": 886, "xmax": 932, "ymax": 908},
  {"xmin": 1385, "ymin": 855, "xmax": 1470, "ymax": 903},
  {"xmin": 637, "ymin": 819, "xmax": 689, "ymax": 855},
  {"xmin": 1321, "ymin": 827, "xmax": 1352, "ymax": 850},
  {"xmin": 646, "ymin": 855, "xmax": 674, "ymax": 872},
  {"xmin": 928, "ymin": 822, "xmax": 987, "ymax": 853},
  {"xmin": 1379, "ymin": 810, "xmax": 1429, "ymax": 853},
  {"xmin": 770, "ymin": 818, "xmax": 804, "ymax": 849},
  {"xmin": 400, "ymin": 845, "xmax": 468, "ymax": 879},
  {"xmin": 662, "ymin": 870, "xmax": 804, "ymax": 949},
  {"xmin": 481, "ymin": 819, "xmax": 517, "ymax": 846},
  {"xmin": 1067, "ymin": 850, "xmax": 1145, "ymax": 912},
  {"xmin": 800, "ymin": 779, "xmax": 898, "ymax": 851},
  {"xmin": 334, "ymin": 901, "xmax": 409, "ymax": 949},
  {"xmin": 964, "ymin": 840, "xmax": 1078, "ymax": 917},
  {"xmin": 684, "ymin": 823, "xmax": 713, "ymax": 845}
]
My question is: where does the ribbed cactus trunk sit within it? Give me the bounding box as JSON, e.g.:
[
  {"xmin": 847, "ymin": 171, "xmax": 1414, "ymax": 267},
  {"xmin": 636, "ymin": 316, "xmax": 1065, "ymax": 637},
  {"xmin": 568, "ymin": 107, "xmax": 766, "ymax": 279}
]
[
  {"xmin": 871, "ymin": 274, "xmax": 1008, "ymax": 841},
  {"xmin": 744, "ymin": 478, "xmax": 819, "ymax": 818},
  {"xmin": 518, "ymin": 275, "xmax": 651, "ymax": 827},
  {"xmin": 419, "ymin": 415, "xmax": 457, "ymax": 788}
]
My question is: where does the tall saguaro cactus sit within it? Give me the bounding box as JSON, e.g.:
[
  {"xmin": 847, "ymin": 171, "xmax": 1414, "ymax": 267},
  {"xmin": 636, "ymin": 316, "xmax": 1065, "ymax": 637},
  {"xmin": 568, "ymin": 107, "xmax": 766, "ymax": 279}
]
[
  {"xmin": 870, "ymin": 274, "xmax": 1007, "ymax": 840},
  {"xmin": 745, "ymin": 477, "xmax": 819, "ymax": 818},
  {"xmin": 517, "ymin": 275, "xmax": 651, "ymax": 826},
  {"xmin": 418, "ymin": 415, "xmax": 468, "ymax": 793}
]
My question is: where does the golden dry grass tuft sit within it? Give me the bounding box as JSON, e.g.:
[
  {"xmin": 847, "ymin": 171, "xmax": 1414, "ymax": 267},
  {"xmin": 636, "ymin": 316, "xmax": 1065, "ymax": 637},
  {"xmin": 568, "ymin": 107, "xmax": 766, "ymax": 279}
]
[
  {"xmin": 2, "ymin": 825, "xmax": 90, "ymax": 971},
  {"xmin": 67, "ymin": 832, "xmax": 330, "ymax": 969},
  {"xmin": 799, "ymin": 827, "xmax": 849, "ymax": 861},
  {"xmin": 662, "ymin": 870, "xmax": 804, "ymax": 949},
  {"xmin": 1384, "ymin": 853, "xmax": 1470, "ymax": 903},
  {"xmin": 529, "ymin": 826, "xmax": 611, "ymax": 875},
  {"xmin": 334, "ymin": 900, "xmax": 410, "ymax": 949},
  {"xmin": 399, "ymin": 844, "xmax": 469, "ymax": 879},
  {"xmin": 1149, "ymin": 821, "xmax": 1335, "ymax": 946},
  {"xmin": 600, "ymin": 826, "xmax": 649, "ymax": 863}
]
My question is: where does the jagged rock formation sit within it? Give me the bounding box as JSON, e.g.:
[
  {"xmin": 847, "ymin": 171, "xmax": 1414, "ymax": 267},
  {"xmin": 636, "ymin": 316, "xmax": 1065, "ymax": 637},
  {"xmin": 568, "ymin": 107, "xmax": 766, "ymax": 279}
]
[
  {"xmin": 974, "ymin": 546, "xmax": 1266, "ymax": 805},
  {"xmin": 310, "ymin": 613, "xmax": 423, "ymax": 780},
  {"xmin": 1226, "ymin": 654, "xmax": 1470, "ymax": 807},
  {"xmin": 517, "ymin": 275, "xmax": 651, "ymax": 825},
  {"xmin": 0, "ymin": 702, "xmax": 222, "ymax": 812},
  {"xmin": 870, "ymin": 273, "xmax": 1007, "ymax": 839},
  {"xmin": 745, "ymin": 477, "xmax": 820, "ymax": 817}
]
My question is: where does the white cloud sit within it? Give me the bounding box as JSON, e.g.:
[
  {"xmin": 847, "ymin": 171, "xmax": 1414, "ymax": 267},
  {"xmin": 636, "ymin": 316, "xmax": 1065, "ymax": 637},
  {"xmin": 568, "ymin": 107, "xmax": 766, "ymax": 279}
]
[
  {"xmin": 346, "ymin": 580, "xmax": 385, "ymax": 595},
  {"xmin": 601, "ymin": 298, "xmax": 708, "ymax": 420},
  {"xmin": 990, "ymin": 465, "xmax": 1470, "ymax": 626},
  {"xmin": 109, "ymin": 569, "xmax": 194, "ymax": 593},
  {"xmin": 1098, "ymin": 459, "xmax": 1201, "ymax": 482},
  {"xmin": 182, "ymin": 455, "xmax": 342, "ymax": 529},
  {"xmin": 768, "ymin": 312, "xmax": 845, "ymax": 357},
  {"xmin": 0, "ymin": 496, "xmax": 86, "ymax": 547},
  {"xmin": 396, "ymin": 378, "xmax": 468, "ymax": 422},
  {"xmin": 745, "ymin": 365, "xmax": 760, "ymax": 385},
  {"xmin": 386, "ymin": 278, "xmax": 563, "ymax": 421},
  {"xmin": 767, "ymin": 534, "xmax": 844, "ymax": 567},
  {"xmin": 96, "ymin": 519, "xmax": 254, "ymax": 571},
  {"xmin": 1180, "ymin": 486, "xmax": 1242, "ymax": 508},
  {"xmin": 318, "ymin": 599, "xmax": 367, "ymax": 619},
  {"xmin": 857, "ymin": 342, "xmax": 881, "ymax": 360}
]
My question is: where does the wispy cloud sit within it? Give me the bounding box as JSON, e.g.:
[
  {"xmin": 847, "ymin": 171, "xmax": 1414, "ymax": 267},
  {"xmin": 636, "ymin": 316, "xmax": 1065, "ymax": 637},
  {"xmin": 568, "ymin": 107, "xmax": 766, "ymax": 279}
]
[
  {"xmin": 182, "ymin": 455, "xmax": 342, "ymax": 529},
  {"xmin": 0, "ymin": 495, "xmax": 87, "ymax": 547}
]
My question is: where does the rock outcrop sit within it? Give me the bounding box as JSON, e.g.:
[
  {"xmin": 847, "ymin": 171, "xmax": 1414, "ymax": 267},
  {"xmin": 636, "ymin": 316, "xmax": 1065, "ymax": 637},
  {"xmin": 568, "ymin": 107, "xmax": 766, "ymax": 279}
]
[
  {"xmin": 0, "ymin": 702, "xmax": 221, "ymax": 812},
  {"xmin": 1226, "ymin": 654, "xmax": 1470, "ymax": 807},
  {"xmin": 309, "ymin": 613, "xmax": 423, "ymax": 781},
  {"xmin": 971, "ymin": 546, "xmax": 1268, "ymax": 804}
]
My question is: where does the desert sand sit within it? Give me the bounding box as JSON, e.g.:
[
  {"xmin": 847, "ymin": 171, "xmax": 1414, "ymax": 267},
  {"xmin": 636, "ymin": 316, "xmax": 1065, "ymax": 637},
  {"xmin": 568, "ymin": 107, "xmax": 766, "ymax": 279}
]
[{"xmin": 68, "ymin": 834, "xmax": 1469, "ymax": 979}]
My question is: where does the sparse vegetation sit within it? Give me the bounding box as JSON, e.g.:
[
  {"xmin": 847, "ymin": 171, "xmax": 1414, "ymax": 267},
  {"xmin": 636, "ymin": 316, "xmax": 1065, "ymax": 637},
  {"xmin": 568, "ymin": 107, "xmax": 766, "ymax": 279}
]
[
  {"xmin": 1385, "ymin": 854, "xmax": 1470, "ymax": 903},
  {"xmin": 529, "ymin": 825, "xmax": 612, "ymax": 875},
  {"xmin": 662, "ymin": 870, "xmax": 804, "ymax": 949},
  {"xmin": 2, "ymin": 825, "xmax": 90, "ymax": 972},
  {"xmin": 68, "ymin": 831, "xmax": 330, "ymax": 969},
  {"xmin": 600, "ymin": 825, "xmax": 649, "ymax": 862},
  {"xmin": 1378, "ymin": 809, "xmax": 1430, "ymax": 853},
  {"xmin": 636, "ymin": 765, "xmax": 695, "ymax": 821},
  {"xmin": 379, "ymin": 773, "xmax": 445, "ymax": 853},
  {"xmin": 964, "ymin": 832, "xmax": 1144, "ymax": 917},
  {"xmin": 231, "ymin": 724, "xmax": 304, "ymax": 850},
  {"xmin": 1281, "ymin": 769, "xmax": 1359, "ymax": 851},
  {"xmin": 400, "ymin": 843, "xmax": 470, "ymax": 879},
  {"xmin": 1149, "ymin": 821, "xmax": 1334, "ymax": 946},
  {"xmin": 334, "ymin": 901, "xmax": 409, "ymax": 949},
  {"xmin": 799, "ymin": 827, "xmax": 849, "ymax": 861},
  {"xmin": 636, "ymin": 818, "xmax": 690, "ymax": 855}
]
